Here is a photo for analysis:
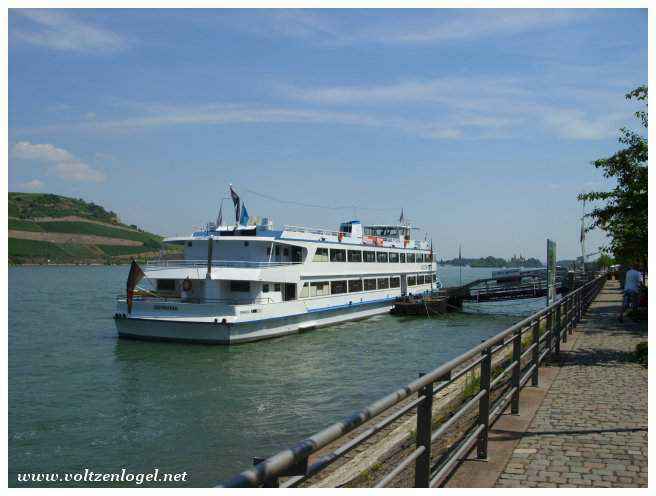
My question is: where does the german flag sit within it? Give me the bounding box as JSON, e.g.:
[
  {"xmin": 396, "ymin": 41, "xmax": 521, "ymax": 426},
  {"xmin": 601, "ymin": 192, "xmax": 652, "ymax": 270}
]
[{"xmin": 126, "ymin": 259, "xmax": 145, "ymax": 314}]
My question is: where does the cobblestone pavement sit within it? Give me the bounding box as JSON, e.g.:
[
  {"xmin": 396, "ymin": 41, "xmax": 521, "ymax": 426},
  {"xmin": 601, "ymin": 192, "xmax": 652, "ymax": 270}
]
[{"xmin": 496, "ymin": 281, "xmax": 647, "ymax": 488}]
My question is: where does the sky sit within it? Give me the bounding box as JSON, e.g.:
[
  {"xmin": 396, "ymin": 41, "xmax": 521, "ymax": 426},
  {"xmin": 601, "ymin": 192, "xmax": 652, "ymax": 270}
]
[{"xmin": 8, "ymin": 8, "xmax": 648, "ymax": 260}]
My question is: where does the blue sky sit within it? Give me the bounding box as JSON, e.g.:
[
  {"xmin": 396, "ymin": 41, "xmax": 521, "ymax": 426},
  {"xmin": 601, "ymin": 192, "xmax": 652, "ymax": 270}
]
[{"xmin": 8, "ymin": 8, "xmax": 647, "ymax": 260}]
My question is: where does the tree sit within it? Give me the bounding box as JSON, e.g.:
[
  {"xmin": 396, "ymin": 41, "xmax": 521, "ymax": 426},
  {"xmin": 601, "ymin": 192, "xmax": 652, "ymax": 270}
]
[{"xmin": 579, "ymin": 86, "xmax": 647, "ymax": 269}]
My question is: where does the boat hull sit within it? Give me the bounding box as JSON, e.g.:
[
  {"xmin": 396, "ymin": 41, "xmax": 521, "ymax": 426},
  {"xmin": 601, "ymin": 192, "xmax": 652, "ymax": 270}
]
[{"xmin": 115, "ymin": 300, "xmax": 393, "ymax": 344}]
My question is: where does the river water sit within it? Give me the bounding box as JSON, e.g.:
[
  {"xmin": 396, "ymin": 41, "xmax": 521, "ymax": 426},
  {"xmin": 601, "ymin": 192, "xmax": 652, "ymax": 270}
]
[{"xmin": 8, "ymin": 265, "xmax": 546, "ymax": 487}]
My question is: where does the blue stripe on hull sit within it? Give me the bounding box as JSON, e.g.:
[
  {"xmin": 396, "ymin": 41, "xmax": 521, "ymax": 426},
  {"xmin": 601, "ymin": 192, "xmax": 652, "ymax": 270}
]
[{"xmin": 116, "ymin": 299, "xmax": 394, "ymax": 344}]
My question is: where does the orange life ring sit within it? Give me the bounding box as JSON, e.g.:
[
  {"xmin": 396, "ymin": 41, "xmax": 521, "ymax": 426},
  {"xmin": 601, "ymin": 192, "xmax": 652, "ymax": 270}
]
[{"xmin": 182, "ymin": 278, "xmax": 192, "ymax": 292}]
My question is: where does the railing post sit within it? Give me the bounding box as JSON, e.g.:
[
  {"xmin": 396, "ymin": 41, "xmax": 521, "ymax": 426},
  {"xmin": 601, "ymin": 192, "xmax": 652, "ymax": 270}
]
[
  {"xmin": 414, "ymin": 372, "xmax": 433, "ymax": 487},
  {"xmin": 511, "ymin": 331, "xmax": 521, "ymax": 413},
  {"xmin": 553, "ymin": 305, "xmax": 561, "ymax": 356},
  {"xmin": 477, "ymin": 347, "xmax": 492, "ymax": 460},
  {"xmin": 558, "ymin": 300, "xmax": 566, "ymax": 343},
  {"xmin": 253, "ymin": 458, "xmax": 279, "ymax": 488},
  {"xmin": 531, "ymin": 318, "xmax": 540, "ymax": 386},
  {"xmin": 546, "ymin": 310, "xmax": 553, "ymax": 353}
]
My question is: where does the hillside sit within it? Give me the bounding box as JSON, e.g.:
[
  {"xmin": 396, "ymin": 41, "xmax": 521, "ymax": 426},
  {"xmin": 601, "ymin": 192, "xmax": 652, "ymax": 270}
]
[{"xmin": 8, "ymin": 193, "xmax": 178, "ymax": 264}]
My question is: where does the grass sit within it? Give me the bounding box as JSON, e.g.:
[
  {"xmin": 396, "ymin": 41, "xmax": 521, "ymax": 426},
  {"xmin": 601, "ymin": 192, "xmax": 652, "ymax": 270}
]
[
  {"xmin": 8, "ymin": 219, "xmax": 44, "ymax": 232},
  {"xmin": 97, "ymin": 245, "xmax": 156, "ymax": 257},
  {"xmin": 9, "ymin": 238, "xmax": 70, "ymax": 262},
  {"xmin": 35, "ymin": 221, "xmax": 161, "ymax": 247}
]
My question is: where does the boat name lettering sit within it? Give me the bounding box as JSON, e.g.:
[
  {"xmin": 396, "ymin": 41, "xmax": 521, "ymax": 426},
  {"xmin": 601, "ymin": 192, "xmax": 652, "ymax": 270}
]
[{"xmin": 154, "ymin": 304, "xmax": 178, "ymax": 311}]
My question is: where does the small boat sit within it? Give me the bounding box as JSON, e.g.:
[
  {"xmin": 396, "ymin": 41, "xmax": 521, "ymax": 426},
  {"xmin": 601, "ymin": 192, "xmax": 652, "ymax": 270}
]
[{"xmin": 390, "ymin": 293, "xmax": 449, "ymax": 316}]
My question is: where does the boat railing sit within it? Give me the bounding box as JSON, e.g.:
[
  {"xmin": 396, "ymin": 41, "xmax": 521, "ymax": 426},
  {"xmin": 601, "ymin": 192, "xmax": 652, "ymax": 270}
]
[
  {"xmin": 115, "ymin": 294, "xmax": 277, "ymax": 305},
  {"xmin": 282, "ymin": 225, "xmax": 351, "ymax": 238},
  {"xmin": 282, "ymin": 225, "xmax": 409, "ymax": 247},
  {"xmin": 144, "ymin": 259, "xmax": 303, "ymax": 269}
]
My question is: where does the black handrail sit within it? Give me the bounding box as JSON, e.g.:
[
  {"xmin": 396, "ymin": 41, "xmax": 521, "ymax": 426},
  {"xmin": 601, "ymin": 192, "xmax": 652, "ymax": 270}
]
[{"xmin": 218, "ymin": 273, "xmax": 606, "ymax": 488}]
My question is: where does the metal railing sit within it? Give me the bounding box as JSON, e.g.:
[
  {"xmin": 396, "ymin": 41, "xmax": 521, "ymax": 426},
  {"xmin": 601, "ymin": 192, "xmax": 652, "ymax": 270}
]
[
  {"xmin": 116, "ymin": 294, "xmax": 276, "ymax": 305},
  {"xmin": 144, "ymin": 259, "xmax": 303, "ymax": 269},
  {"xmin": 218, "ymin": 273, "xmax": 606, "ymax": 488}
]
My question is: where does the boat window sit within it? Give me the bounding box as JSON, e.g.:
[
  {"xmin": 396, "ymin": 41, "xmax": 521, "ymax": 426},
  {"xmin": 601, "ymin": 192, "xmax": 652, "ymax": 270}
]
[
  {"xmin": 274, "ymin": 283, "xmax": 281, "ymax": 292},
  {"xmin": 427, "ymin": 252, "xmax": 433, "ymax": 262},
  {"xmin": 262, "ymin": 284, "xmax": 269, "ymax": 293},
  {"xmin": 275, "ymin": 246, "xmax": 280, "ymax": 256},
  {"xmin": 348, "ymin": 279, "xmax": 363, "ymax": 292},
  {"xmin": 390, "ymin": 277, "xmax": 400, "ymax": 288},
  {"xmin": 407, "ymin": 253, "xmax": 416, "ymax": 263},
  {"xmin": 187, "ymin": 241, "xmax": 192, "ymax": 247},
  {"xmin": 399, "ymin": 253, "xmax": 406, "ymax": 263},
  {"xmin": 283, "ymin": 248, "xmax": 289, "ymax": 256},
  {"xmin": 230, "ymin": 281, "xmax": 250, "ymax": 292},
  {"xmin": 347, "ymin": 250, "xmax": 362, "ymax": 262},
  {"xmin": 244, "ymin": 241, "xmax": 250, "ymax": 247},
  {"xmin": 376, "ymin": 252, "xmax": 388, "ymax": 263},
  {"xmin": 313, "ymin": 248, "xmax": 329, "ymax": 262},
  {"xmin": 311, "ymin": 281, "xmax": 330, "ymax": 297},
  {"xmin": 433, "ymin": 274, "xmax": 437, "ymax": 282},
  {"xmin": 363, "ymin": 251, "xmax": 376, "ymax": 263},
  {"xmin": 300, "ymin": 282, "xmax": 309, "ymax": 298},
  {"xmin": 156, "ymin": 279, "xmax": 176, "ymax": 291},
  {"xmin": 330, "ymin": 249, "xmax": 346, "ymax": 262},
  {"xmin": 331, "ymin": 280, "xmax": 347, "ymax": 295},
  {"xmin": 364, "ymin": 278, "xmax": 377, "ymax": 291},
  {"xmin": 377, "ymin": 278, "xmax": 389, "ymax": 289},
  {"xmin": 389, "ymin": 252, "xmax": 399, "ymax": 263},
  {"xmin": 417, "ymin": 275, "xmax": 425, "ymax": 284},
  {"xmin": 267, "ymin": 247, "xmax": 271, "ymax": 256},
  {"xmin": 408, "ymin": 276, "xmax": 417, "ymax": 286}
]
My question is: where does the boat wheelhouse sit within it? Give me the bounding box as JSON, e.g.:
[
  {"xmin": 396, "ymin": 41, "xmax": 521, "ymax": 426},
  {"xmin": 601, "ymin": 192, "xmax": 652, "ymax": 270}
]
[{"xmin": 115, "ymin": 207, "xmax": 440, "ymax": 344}]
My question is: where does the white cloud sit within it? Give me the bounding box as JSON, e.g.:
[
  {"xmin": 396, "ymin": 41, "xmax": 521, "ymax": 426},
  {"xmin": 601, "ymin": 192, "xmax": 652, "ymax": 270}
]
[
  {"xmin": 19, "ymin": 179, "xmax": 45, "ymax": 191},
  {"xmin": 11, "ymin": 141, "xmax": 106, "ymax": 183},
  {"xmin": 12, "ymin": 9, "xmax": 127, "ymax": 53},
  {"xmin": 226, "ymin": 9, "xmax": 592, "ymax": 46},
  {"xmin": 359, "ymin": 10, "xmax": 588, "ymax": 44},
  {"xmin": 23, "ymin": 104, "xmax": 465, "ymax": 141},
  {"xmin": 12, "ymin": 141, "xmax": 76, "ymax": 162}
]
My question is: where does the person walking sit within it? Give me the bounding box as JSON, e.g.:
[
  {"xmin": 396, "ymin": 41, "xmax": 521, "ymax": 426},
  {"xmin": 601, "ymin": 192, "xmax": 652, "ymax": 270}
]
[{"xmin": 619, "ymin": 263, "xmax": 642, "ymax": 322}]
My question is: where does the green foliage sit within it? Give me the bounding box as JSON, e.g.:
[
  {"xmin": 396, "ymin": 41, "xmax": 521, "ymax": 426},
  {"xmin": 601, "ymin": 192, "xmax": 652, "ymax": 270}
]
[
  {"xmin": 8, "ymin": 219, "xmax": 44, "ymax": 232},
  {"xmin": 635, "ymin": 342, "xmax": 647, "ymax": 366},
  {"xmin": 579, "ymin": 86, "xmax": 648, "ymax": 267},
  {"xmin": 8, "ymin": 192, "xmax": 120, "ymax": 223},
  {"xmin": 97, "ymin": 245, "xmax": 158, "ymax": 257},
  {"xmin": 35, "ymin": 221, "xmax": 162, "ymax": 247},
  {"xmin": 9, "ymin": 238, "xmax": 69, "ymax": 261},
  {"xmin": 442, "ymin": 256, "xmax": 543, "ymax": 268}
]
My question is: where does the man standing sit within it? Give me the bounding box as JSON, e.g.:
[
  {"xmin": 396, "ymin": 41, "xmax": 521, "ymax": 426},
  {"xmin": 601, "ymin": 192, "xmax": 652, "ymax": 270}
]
[{"xmin": 620, "ymin": 263, "xmax": 642, "ymax": 322}]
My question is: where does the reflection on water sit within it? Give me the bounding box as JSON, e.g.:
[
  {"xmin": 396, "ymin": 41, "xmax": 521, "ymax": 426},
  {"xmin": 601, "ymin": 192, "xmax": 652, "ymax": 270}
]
[{"xmin": 9, "ymin": 265, "xmax": 544, "ymax": 486}]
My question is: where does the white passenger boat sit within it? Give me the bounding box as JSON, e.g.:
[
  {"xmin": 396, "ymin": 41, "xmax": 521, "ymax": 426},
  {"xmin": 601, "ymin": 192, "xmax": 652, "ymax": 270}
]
[{"xmin": 114, "ymin": 189, "xmax": 440, "ymax": 344}]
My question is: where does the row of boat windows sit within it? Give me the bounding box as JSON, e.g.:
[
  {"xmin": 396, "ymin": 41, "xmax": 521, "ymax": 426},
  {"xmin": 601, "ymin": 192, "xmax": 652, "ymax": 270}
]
[
  {"xmin": 313, "ymin": 248, "xmax": 432, "ymax": 263},
  {"xmin": 300, "ymin": 273, "xmax": 436, "ymax": 298}
]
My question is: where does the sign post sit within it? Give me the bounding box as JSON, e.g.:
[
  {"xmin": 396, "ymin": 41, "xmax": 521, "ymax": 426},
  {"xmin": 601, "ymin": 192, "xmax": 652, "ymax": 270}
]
[{"xmin": 547, "ymin": 239, "xmax": 557, "ymax": 306}]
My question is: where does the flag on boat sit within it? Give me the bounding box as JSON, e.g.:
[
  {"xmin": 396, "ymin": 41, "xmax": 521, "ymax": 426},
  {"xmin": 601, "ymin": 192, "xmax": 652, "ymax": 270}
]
[
  {"xmin": 229, "ymin": 184, "xmax": 241, "ymax": 222},
  {"xmin": 126, "ymin": 259, "xmax": 145, "ymax": 314},
  {"xmin": 580, "ymin": 221, "xmax": 586, "ymax": 243},
  {"xmin": 240, "ymin": 202, "xmax": 250, "ymax": 226},
  {"xmin": 216, "ymin": 202, "xmax": 223, "ymax": 227},
  {"xmin": 399, "ymin": 208, "xmax": 405, "ymax": 224}
]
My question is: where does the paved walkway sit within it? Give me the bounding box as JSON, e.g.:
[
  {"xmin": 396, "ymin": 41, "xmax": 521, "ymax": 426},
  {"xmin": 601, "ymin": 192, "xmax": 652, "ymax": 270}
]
[{"xmin": 495, "ymin": 280, "xmax": 647, "ymax": 488}]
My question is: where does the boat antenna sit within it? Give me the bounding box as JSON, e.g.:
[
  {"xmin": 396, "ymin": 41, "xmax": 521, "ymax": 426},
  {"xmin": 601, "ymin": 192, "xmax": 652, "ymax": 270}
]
[{"xmin": 459, "ymin": 243, "xmax": 462, "ymax": 287}]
